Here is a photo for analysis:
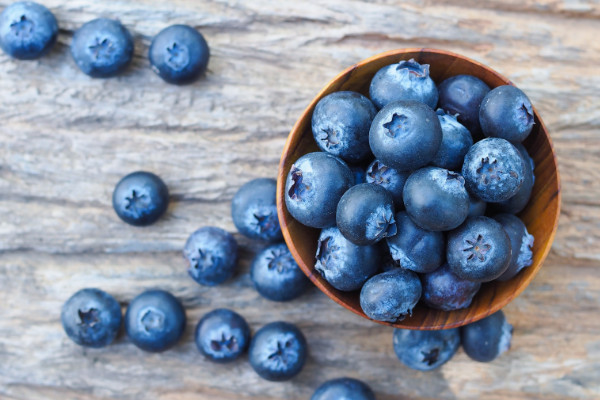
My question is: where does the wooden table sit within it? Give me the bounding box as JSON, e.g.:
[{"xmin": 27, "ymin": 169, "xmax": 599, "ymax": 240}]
[{"xmin": 0, "ymin": 1, "xmax": 598, "ymax": 399}]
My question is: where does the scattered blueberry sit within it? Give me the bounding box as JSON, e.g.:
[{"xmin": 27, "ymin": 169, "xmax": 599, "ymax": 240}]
[
  {"xmin": 365, "ymin": 159, "xmax": 409, "ymax": 207},
  {"xmin": 492, "ymin": 214, "xmax": 534, "ymax": 281},
  {"xmin": 336, "ymin": 183, "xmax": 397, "ymax": 245},
  {"xmin": 251, "ymin": 242, "xmax": 309, "ymax": 302},
  {"xmin": 447, "ymin": 216, "xmax": 512, "ymax": 282},
  {"xmin": 61, "ymin": 288, "xmax": 122, "ymax": 348},
  {"xmin": 112, "ymin": 171, "xmax": 169, "ymax": 226},
  {"xmin": 311, "ymin": 377, "xmax": 376, "ymax": 400},
  {"xmin": 70, "ymin": 18, "xmax": 134, "ymax": 78},
  {"xmin": 386, "ymin": 211, "xmax": 444, "ymax": 273},
  {"xmin": 183, "ymin": 226, "xmax": 238, "ymax": 286},
  {"xmin": 125, "ymin": 289, "xmax": 186, "ymax": 353},
  {"xmin": 462, "ymin": 138, "xmax": 525, "ymax": 203},
  {"xmin": 0, "ymin": 1, "xmax": 58, "ymax": 60},
  {"xmin": 149, "ymin": 24, "xmax": 210, "ymax": 84},
  {"xmin": 360, "ymin": 269, "xmax": 422, "ymax": 322},
  {"xmin": 494, "ymin": 143, "xmax": 535, "ymax": 214},
  {"xmin": 311, "ymin": 91, "xmax": 377, "ymax": 163},
  {"xmin": 437, "ymin": 74, "xmax": 490, "ymax": 139},
  {"xmin": 315, "ymin": 227, "xmax": 381, "ymax": 291},
  {"xmin": 421, "ymin": 263, "xmax": 481, "ymax": 311},
  {"xmin": 393, "ymin": 327, "xmax": 460, "ymax": 371},
  {"xmin": 195, "ymin": 308, "xmax": 250, "ymax": 363},
  {"xmin": 231, "ymin": 178, "xmax": 282, "ymax": 242},
  {"xmin": 431, "ymin": 109, "xmax": 473, "ymax": 170},
  {"xmin": 461, "ymin": 310, "xmax": 513, "ymax": 362},
  {"xmin": 249, "ymin": 321, "xmax": 307, "ymax": 381},
  {"xmin": 480, "ymin": 85, "xmax": 534, "ymax": 143},
  {"xmin": 350, "ymin": 164, "xmax": 367, "ymax": 185},
  {"xmin": 285, "ymin": 152, "xmax": 353, "ymax": 228},
  {"xmin": 369, "ymin": 59, "xmax": 438, "ymax": 109},
  {"xmin": 369, "ymin": 100, "xmax": 442, "ymax": 171},
  {"xmin": 403, "ymin": 167, "xmax": 470, "ymax": 232},
  {"xmin": 467, "ymin": 193, "xmax": 487, "ymax": 217}
]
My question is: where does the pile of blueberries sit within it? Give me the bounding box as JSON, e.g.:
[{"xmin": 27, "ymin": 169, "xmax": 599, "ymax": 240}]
[{"xmin": 0, "ymin": 1, "xmax": 210, "ymax": 84}]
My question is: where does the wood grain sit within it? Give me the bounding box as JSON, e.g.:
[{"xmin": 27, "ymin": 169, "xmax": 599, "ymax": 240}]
[{"xmin": 0, "ymin": 0, "xmax": 598, "ymax": 399}]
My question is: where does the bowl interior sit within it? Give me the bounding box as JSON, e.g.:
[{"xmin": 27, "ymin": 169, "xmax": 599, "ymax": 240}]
[{"xmin": 277, "ymin": 49, "xmax": 561, "ymax": 330}]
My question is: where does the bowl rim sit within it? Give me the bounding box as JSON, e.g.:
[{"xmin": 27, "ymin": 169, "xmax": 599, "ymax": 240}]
[{"xmin": 277, "ymin": 47, "xmax": 561, "ymax": 330}]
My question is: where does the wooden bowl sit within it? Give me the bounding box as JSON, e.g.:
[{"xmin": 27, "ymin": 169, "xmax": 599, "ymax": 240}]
[{"xmin": 276, "ymin": 48, "xmax": 561, "ymax": 330}]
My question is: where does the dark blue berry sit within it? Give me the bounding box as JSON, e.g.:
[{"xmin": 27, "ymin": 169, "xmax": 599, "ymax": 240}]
[
  {"xmin": 0, "ymin": 2, "xmax": 57, "ymax": 60},
  {"xmin": 462, "ymin": 138, "xmax": 525, "ymax": 203},
  {"xmin": 112, "ymin": 171, "xmax": 169, "ymax": 226},
  {"xmin": 386, "ymin": 211, "xmax": 444, "ymax": 273},
  {"xmin": 403, "ymin": 167, "xmax": 469, "ymax": 232},
  {"xmin": 311, "ymin": 377, "xmax": 376, "ymax": 400},
  {"xmin": 431, "ymin": 109, "xmax": 473, "ymax": 170},
  {"xmin": 492, "ymin": 214, "xmax": 534, "ymax": 282},
  {"xmin": 195, "ymin": 308, "xmax": 250, "ymax": 363},
  {"xmin": 369, "ymin": 59, "xmax": 438, "ymax": 109},
  {"xmin": 311, "ymin": 91, "xmax": 377, "ymax": 163},
  {"xmin": 467, "ymin": 193, "xmax": 487, "ymax": 217},
  {"xmin": 393, "ymin": 328, "xmax": 460, "ymax": 371},
  {"xmin": 369, "ymin": 100, "xmax": 442, "ymax": 171},
  {"xmin": 315, "ymin": 226, "xmax": 380, "ymax": 291},
  {"xmin": 183, "ymin": 227, "xmax": 238, "ymax": 286},
  {"xmin": 285, "ymin": 152, "xmax": 353, "ymax": 228},
  {"xmin": 480, "ymin": 85, "xmax": 534, "ymax": 143},
  {"xmin": 349, "ymin": 164, "xmax": 367, "ymax": 185},
  {"xmin": 438, "ymin": 74, "xmax": 490, "ymax": 139},
  {"xmin": 365, "ymin": 159, "xmax": 409, "ymax": 207},
  {"xmin": 447, "ymin": 216, "xmax": 511, "ymax": 282},
  {"xmin": 360, "ymin": 269, "xmax": 422, "ymax": 322},
  {"xmin": 61, "ymin": 288, "xmax": 122, "ymax": 348},
  {"xmin": 149, "ymin": 24, "xmax": 209, "ymax": 84},
  {"xmin": 336, "ymin": 183, "xmax": 397, "ymax": 245},
  {"xmin": 231, "ymin": 178, "xmax": 282, "ymax": 242},
  {"xmin": 494, "ymin": 143, "xmax": 535, "ymax": 214},
  {"xmin": 251, "ymin": 243, "xmax": 309, "ymax": 302},
  {"xmin": 461, "ymin": 310, "xmax": 513, "ymax": 362},
  {"xmin": 249, "ymin": 321, "xmax": 307, "ymax": 381},
  {"xmin": 421, "ymin": 264, "xmax": 481, "ymax": 311},
  {"xmin": 125, "ymin": 290, "xmax": 186, "ymax": 353},
  {"xmin": 70, "ymin": 18, "xmax": 133, "ymax": 78}
]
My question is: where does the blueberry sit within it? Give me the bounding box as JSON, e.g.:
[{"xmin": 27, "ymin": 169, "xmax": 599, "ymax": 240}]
[
  {"xmin": 369, "ymin": 100, "xmax": 442, "ymax": 171},
  {"xmin": 285, "ymin": 152, "xmax": 353, "ymax": 228},
  {"xmin": 365, "ymin": 159, "xmax": 409, "ymax": 207},
  {"xmin": 311, "ymin": 91, "xmax": 377, "ymax": 163},
  {"xmin": 480, "ymin": 85, "xmax": 535, "ymax": 143},
  {"xmin": 350, "ymin": 164, "xmax": 367, "ymax": 185},
  {"xmin": 195, "ymin": 308, "xmax": 250, "ymax": 363},
  {"xmin": 431, "ymin": 109, "xmax": 473, "ymax": 170},
  {"xmin": 251, "ymin": 242, "xmax": 309, "ymax": 302},
  {"xmin": 403, "ymin": 167, "xmax": 470, "ymax": 232},
  {"xmin": 421, "ymin": 264, "xmax": 481, "ymax": 311},
  {"xmin": 393, "ymin": 328, "xmax": 460, "ymax": 371},
  {"xmin": 447, "ymin": 216, "xmax": 512, "ymax": 282},
  {"xmin": 492, "ymin": 214, "xmax": 534, "ymax": 281},
  {"xmin": 311, "ymin": 377, "xmax": 376, "ymax": 400},
  {"xmin": 494, "ymin": 143, "xmax": 535, "ymax": 214},
  {"xmin": 183, "ymin": 226, "xmax": 238, "ymax": 286},
  {"xmin": 336, "ymin": 183, "xmax": 397, "ymax": 246},
  {"xmin": 0, "ymin": 2, "xmax": 58, "ymax": 60},
  {"xmin": 360, "ymin": 269, "xmax": 422, "ymax": 322},
  {"xmin": 125, "ymin": 290, "xmax": 186, "ymax": 353},
  {"xmin": 70, "ymin": 18, "xmax": 133, "ymax": 78},
  {"xmin": 231, "ymin": 178, "xmax": 282, "ymax": 242},
  {"xmin": 369, "ymin": 59, "xmax": 438, "ymax": 109},
  {"xmin": 386, "ymin": 211, "xmax": 444, "ymax": 273},
  {"xmin": 461, "ymin": 310, "xmax": 513, "ymax": 362},
  {"xmin": 249, "ymin": 321, "xmax": 307, "ymax": 381},
  {"xmin": 61, "ymin": 288, "xmax": 122, "ymax": 348},
  {"xmin": 149, "ymin": 24, "xmax": 209, "ymax": 84},
  {"xmin": 467, "ymin": 193, "xmax": 487, "ymax": 217},
  {"xmin": 437, "ymin": 74, "xmax": 490, "ymax": 139},
  {"xmin": 112, "ymin": 171, "xmax": 169, "ymax": 226},
  {"xmin": 315, "ymin": 227, "xmax": 381, "ymax": 291},
  {"xmin": 462, "ymin": 138, "xmax": 525, "ymax": 203}
]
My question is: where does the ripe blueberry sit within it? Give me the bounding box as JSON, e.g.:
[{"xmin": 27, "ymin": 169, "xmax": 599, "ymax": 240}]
[
  {"xmin": 494, "ymin": 143, "xmax": 535, "ymax": 214},
  {"xmin": 231, "ymin": 178, "xmax": 282, "ymax": 242},
  {"xmin": 467, "ymin": 193, "xmax": 487, "ymax": 217},
  {"xmin": 480, "ymin": 85, "xmax": 534, "ymax": 143},
  {"xmin": 311, "ymin": 377, "xmax": 376, "ymax": 400},
  {"xmin": 112, "ymin": 171, "xmax": 169, "ymax": 226},
  {"xmin": 393, "ymin": 328, "xmax": 460, "ymax": 371},
  {"xmin": 183, "ymin": 226, "xmax": 238, "ymax": 286},
  {"xmin": 421, "ymin": 263, "xmax": 481, "ymax": 311},
  {"xmin": 431, "ymin": 109, "xmax": 473, "ymax": 170},
  {"xmin": 492, "ymin": 214, "xmax": 534, "ymax": 281},
  {"xmin": 195, "ymin": 308, "xmax": 250, "ymax": 363},
  {"xmin": 349, "ymin": 164, "xmax": 367, "ymax": 185},
  {"xmin": 461, "ymin": 310, "xmax": 513, "ymax": 362},
  {"xmin": 365, "ymin": 159, "xmax": 409, "ymax": 207},
  {"xmin": 360, "ymin": 269, "xmax": 422, "ymax": 322}
]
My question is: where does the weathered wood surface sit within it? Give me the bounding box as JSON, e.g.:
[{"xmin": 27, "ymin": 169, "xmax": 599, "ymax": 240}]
[{"xmin": 0, "ymin": 0, "xmax": 599, "ymax": 399}]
